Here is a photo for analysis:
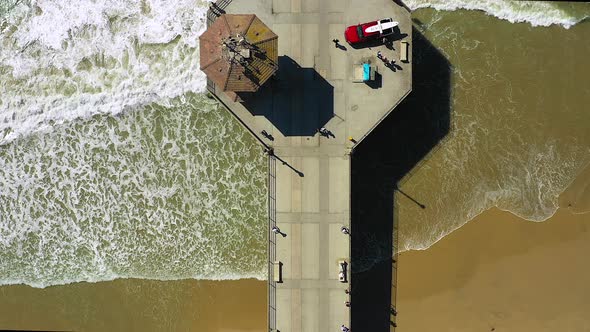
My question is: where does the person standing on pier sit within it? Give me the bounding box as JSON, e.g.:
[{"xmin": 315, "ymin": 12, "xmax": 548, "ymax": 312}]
[
  {"xmin": 341, "ymin": 325, "xmax": 350, "ymax": 332},
  {"xmin": 272, "ymin": 226, "xmax": 287, "ymax": 237}
]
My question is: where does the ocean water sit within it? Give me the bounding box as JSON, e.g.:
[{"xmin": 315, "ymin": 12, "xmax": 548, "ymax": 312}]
[
  {"xmin": 1, "ymin": 0, "xmax": 268, "ymax": 288},
  {"xmin": 0, "ymin": 95, "xmax": 268, "ymax": 287},
  {"xmin": 396, "ymin": 6, "xmax": 590, "ymax": 251},
  {"xmin": 405, "ymin": 0, "xmax": 590, "ymax": 28},
  {"xmin": 0, "ymin": 0, "xmax": 211, "ymax": 144},
  {"xmin": 0, "ymin": 0, "xmax": 589, "ymax": 288}
]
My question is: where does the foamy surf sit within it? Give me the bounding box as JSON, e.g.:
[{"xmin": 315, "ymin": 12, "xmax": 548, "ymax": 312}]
[
  {"xmin": 395, "ymin": 6, "xmax": 590, "ymax": 254},
  {"xmin": 406, "ymin": 0, "xmax": 590, "ymax": 29},
  {"xmin": 0, "ymin": 95, "xmax": 268, "ymax": 288},
  {"xmin": 0, "ymin": 0, "xmax": 212, "ymax": 145}
]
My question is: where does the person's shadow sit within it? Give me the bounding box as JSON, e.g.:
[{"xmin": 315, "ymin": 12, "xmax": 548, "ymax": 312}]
[
  {"xmin": 384, "ymin": 39, "xmax": 395, "ymax": 50},
  {"xmin": 386, "ymin": 61, "xmax": 403, "ymax": 72},
  {"xmin": 261, "ymin": 130, "xmax": 275, "ymax": 141}
]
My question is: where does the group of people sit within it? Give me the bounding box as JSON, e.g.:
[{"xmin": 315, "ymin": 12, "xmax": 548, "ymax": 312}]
[
  {"xmin": 318, "ymin": 127, "xmax": 336, "ymax": 138},
  {"xmin": 377, "ymin": 51, "xmax": 397, "ymax": 68}
]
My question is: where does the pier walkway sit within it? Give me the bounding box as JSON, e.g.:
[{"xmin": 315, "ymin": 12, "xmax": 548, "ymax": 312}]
[{"xmin": 206, "ymin": 0, "xmax": 411, "ymax": 331}]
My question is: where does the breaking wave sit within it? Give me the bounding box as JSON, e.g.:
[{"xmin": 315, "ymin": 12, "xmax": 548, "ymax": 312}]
[
  {"xmin": 406, "ymin": 0, "xmax": 590, "ymax": 29},
  {"xmin": 0, "ymin": 95, "xmax": 268, "ymax": 288},
  {"xmin": 0, "ymin": 0, "xmax": 211, "ymax": 145},
  {"xmin": 396, "ymin": 7, "xmax": 590, "ymax": 252}
]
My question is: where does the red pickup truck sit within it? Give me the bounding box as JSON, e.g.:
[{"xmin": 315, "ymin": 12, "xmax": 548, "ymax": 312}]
[{"xmin": 344, "ymin": 18, "xmax": 399, "ymax": 45}]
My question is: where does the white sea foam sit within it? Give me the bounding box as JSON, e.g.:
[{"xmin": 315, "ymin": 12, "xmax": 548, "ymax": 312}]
[
  {"xmin": 395, "ymin": 103, "xmax": 590, "ymax": 253},
  {"xmin": 389, "ymin": 4, "xmax": 590, "ymax": 254},
  {"xmin": 0, "ymin": 95, "xmax": 268, "ymax": 288},
  {"xmin": 406, "ymin": 0, "xmax": 589, "ymax": 29},
  {"xmin": 0, "ymin": 0, "xmax": 212, "ymax": 145}
]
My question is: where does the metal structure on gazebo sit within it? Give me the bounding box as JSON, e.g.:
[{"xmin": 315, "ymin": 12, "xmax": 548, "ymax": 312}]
[{"xmin": 199, "ymin": 14, "xmax": 278, "ymax": 101}]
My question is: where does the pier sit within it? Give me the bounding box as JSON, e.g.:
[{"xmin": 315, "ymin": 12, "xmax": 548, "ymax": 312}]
[{"xmin": 203, "ymin": 0, "xmax": 412, "ymax": 331}]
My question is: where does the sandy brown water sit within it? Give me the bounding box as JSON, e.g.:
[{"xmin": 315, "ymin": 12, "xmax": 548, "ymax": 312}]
[
  {"xmin": 394, "ymin": 162, "xmax": 590, "ymax": 331},
  {"xmin": 0, "ymin": 279, "xmax": 266, "ymax": 331},
  {"xmin": 391, "ymin": 8, "xmax": 590, "ymax": 331},
  {"xmin": 396, "ymin": 206, "xmax": 590, "ymax": 332},
  {"xmin": 397, "ymin": 8, "xmax": 590, "ymax": 251}
]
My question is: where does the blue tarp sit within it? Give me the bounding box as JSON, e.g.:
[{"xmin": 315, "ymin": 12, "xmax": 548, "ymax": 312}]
[{"xmin": 363, "ymin": 63, "xmax": 370, "ymax": 81}]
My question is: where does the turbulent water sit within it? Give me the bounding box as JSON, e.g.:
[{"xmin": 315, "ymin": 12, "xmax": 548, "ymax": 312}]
[
  {"xmin": 0, "ymin": 0, "xmax": 589, "ymax": 287},
  {"xmin": 405, "ymin": 0, "xmax": 590, "ymax": 28},
  {"xmin": 0, "ymin": 0, "xmax": 268, "ymax": 288},
  {"xmin": 396, "ymin": 6, "xmax": 590, "ymax": 251},
  {"xmin": 0, "ymin": 95, "xmax": 268, "ymax": 287},
  {"xmin": 0, "ymin": 0, "xmax": 210, "ymax": 144}
]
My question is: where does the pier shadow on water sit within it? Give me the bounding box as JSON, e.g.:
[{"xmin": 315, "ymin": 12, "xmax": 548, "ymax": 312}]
[
  {"xmin": 350, "ymin": 27, "xmax": 452, "ymax": 331},
  {"xmin": 239, "ymin": 56, "xmax": 334, "ymax": 136}
]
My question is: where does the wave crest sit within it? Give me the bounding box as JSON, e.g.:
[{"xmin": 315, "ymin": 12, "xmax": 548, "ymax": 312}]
[
  {"xmin": 406, "ymin": 0, "xmax": 590, "ymax": 29},
  {"xmin": 0, "ymin": 0, "xmax": 211, "ymax": 145}
]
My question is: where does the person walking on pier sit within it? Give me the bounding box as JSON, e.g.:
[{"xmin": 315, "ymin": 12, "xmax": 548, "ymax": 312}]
[
  {"xmin": 261, "ymin": 130, "xmax": 274, "ymax": 141},
  {"xmin": 341, "ymin": 325, "xmax": 350, "ymax": 332},
  {"xmin": 391, "ymin": 306, "xmax": 398, "ymax": 316},
  {"xmin": 341, "ymin": 226, "xmax": 350, "ymax": 235},
  {"xmin": 318, "ymin": 127, "xmax": 335, "ymax": 138},
  {"xmin": 272, "ymin": 226, "xmax": 287, "ymax": 237},
  {"xmin": 332, "ymin": 39, "xmax": 340, "ymax": 48}
]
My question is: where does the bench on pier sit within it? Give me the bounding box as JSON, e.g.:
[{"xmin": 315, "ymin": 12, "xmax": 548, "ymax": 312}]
[
  {"xmin": 273, "ymin": 261, "xmax": 283, "ymax": 283},
  {"xmin": 400, "ymin": 41, "xmax": 410, "ymax": 63}
]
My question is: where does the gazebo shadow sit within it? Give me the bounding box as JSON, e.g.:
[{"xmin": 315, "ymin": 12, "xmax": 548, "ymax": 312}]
[
  {"xmin": 239, "ymin": 56, "xmax": 334, "ymax": 136},
  {"xmin": 350, "ymin": 27, "xmax": 453, "ymax": 332}
]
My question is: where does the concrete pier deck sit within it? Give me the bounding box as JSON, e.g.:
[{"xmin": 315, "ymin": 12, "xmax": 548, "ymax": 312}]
[{"xmin": 205, "ymin": 0, "xmax": 411, "ymax": 331}]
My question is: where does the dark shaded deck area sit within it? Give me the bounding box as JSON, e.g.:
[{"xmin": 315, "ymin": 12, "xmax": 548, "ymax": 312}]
[{"xmin": 350, "ymin": 27, "xmax": 452, "ymax": 331}]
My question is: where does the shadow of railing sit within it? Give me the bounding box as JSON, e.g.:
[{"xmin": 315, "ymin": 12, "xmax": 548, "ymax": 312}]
[
  {"xmin": 206, "ymin": 0, "xmax": 233, "ymax": 27},
  {"xmin": 350, "ymin": 26, "xmax": 452, "ymax": 331},
  {"xmin": 239, "ymin": 56, "xmax": 334, "ymax": 136}
]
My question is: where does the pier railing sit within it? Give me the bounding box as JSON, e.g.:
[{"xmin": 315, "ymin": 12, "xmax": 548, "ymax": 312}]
[
  {"xmin": 206, "ymin": 0, "xmax": 233, "ymax": 27},
  {"xmin": 267, "ymin": 155, "xmax": 277, "ymax": 331}
]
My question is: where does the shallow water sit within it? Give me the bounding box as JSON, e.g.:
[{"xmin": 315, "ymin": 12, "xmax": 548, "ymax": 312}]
[
  {"xmin": 0, "ymin": 278, "xmax": 267, "ymax": 331},
  {"xmin": 0, "ymin": 94, "xmax": 268, "ymax": 287},
  {"xmin": 397, "ymin": 8, "xmax": 590, "ymax": 251}
]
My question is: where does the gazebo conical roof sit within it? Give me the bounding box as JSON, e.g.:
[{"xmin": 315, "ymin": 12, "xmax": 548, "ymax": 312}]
[{"xmin": 199, "ymin": 14, "xmax": 278, "ymax": 97}]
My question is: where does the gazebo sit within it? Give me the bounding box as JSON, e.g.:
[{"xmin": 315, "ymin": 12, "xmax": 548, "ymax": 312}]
[{"xmin": 199, "ymin": 14, "xmax": 279, "ymax": 101}]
